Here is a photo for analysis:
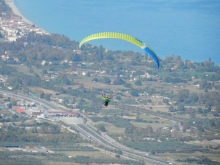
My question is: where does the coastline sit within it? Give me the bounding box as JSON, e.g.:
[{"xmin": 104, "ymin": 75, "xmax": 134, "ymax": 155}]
[
  {"xmin": 4, "ymin": 0, "xmax": 34, "ymax": 25},
  {"xmin": 4, "ymin": 0, "xmax": 48, "ymax": 33}
]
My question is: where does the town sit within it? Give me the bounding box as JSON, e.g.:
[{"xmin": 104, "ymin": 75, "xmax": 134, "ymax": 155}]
[{"xmin": 0, "ymin": 6, "xmax": 49, "ymax": 42}]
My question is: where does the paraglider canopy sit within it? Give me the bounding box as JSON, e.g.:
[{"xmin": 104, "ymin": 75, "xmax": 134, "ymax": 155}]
[{"xmin": 79, "ymin": 32, "xmax": 160, "ymax": 68}]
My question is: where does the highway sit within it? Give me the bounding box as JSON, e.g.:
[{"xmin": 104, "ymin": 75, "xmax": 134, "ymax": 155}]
[
  {"xmin": 0, "ymin": 90, "xmax": 57, "ymax": 110},
  {"xmin": 0, "ymin": 89, "xmax": 177, "ymax": 165},
  {"xmin": 72, "ymin": 124, "xmax": 169, "ymax": 165}
]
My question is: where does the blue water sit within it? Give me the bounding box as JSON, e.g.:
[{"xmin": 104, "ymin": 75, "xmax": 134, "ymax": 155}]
[{"xmin": 14, "ymin": 0, "xmax": 220, "ymax": 66}]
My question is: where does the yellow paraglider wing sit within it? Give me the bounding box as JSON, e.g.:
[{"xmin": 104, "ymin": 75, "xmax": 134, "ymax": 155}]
[
  {"xmin": 79, "ymin": 32, "xmax": 160, "ymax": 68},
  {"xmin": 79, "ymin": 32, "xmax": 144, "ymax": 48}
]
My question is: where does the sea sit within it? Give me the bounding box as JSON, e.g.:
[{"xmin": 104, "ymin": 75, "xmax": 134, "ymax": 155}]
[{"xmin": 14, "ymin": 0, "xmax": 220, "ymax": 66}]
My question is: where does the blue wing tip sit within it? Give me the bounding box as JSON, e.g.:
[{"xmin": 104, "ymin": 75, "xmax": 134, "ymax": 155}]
[{"xmin": 144, "ymin": 47, "xmax": 160, "ymax": 68}]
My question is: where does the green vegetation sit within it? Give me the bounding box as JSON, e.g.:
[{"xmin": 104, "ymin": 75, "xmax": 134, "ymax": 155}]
[
  {"xmin": 176, "ymin": 155, "xmax": 220, "ymax": 165},
  {"xmin": 0, "ymin": 0, "xmax": 11, "ymax": 13},
  {"xmin": 0, "ymin": 23, "xmax": 220, "ymax": 164},
  {"xmin": 0, "ymin": 122, "xmax": 84, "ymax": 143},
  {"xmin": 0, "ymin": 151, "xmax": 144, "ymax": 165},
  {"xmin": 124, "ymin": 141, "xmax": 201, "ymax": 153},
  {"xmin": 91, "ymin": 116, "xmax": 132, "ymax": 128}
]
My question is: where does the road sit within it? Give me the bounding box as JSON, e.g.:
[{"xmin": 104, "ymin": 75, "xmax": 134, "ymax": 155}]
[
  {"xmin": 0, "ymin": 89, "xmax": 177, "ymax": 165},
  {"xmin": 0, "ymin": 90, "xmax": 57, "ymax": 110},
  {"xmin": 72, "ymin": 124, "xmax": 169, "ymax": 165}
]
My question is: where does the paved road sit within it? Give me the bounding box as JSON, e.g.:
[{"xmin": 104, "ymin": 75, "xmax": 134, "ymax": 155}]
[
  {"xmin": 0, "ymin": 90, "xmax": 57, "ymax": 110},
  {"xmin": 0, "ymin": 89, "xmax": 177, "ymax": 165},
  {"xmin": 72, "ymin": 124, "xmax": 170, "ymax": 165}
]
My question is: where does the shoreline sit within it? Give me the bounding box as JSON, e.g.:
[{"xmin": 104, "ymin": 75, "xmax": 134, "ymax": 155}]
[
  {"xmin": 4, "ymin": 0, "xmax": 48, "ymax": 33},
  {"xmin": 4, "ymin": 0, "xmax": 34, "ymax": 25}
]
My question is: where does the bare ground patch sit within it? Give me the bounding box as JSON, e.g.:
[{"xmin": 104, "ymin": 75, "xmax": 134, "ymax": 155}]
[{"xmin": 95, "ymin": 121, "xmax": 125, "ymax": 134}]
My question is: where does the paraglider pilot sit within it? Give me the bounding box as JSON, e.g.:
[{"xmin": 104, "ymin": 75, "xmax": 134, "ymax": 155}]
[{"xmin": 102, "ymin": 95, "xmax": 111, "ymax": 106}]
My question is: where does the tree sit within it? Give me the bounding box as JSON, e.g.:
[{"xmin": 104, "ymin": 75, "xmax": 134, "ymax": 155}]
[
  {"xmin": 163, "ymin": 98, "xmax": 169, "ymax": 105},
  {"xmin": 113, "ymin": 77, "xmax": 124, "ymax": 85},
  {"xmin": 102, "ymin": 77, "xmax": 111, "ymax": 84},
  {"xmin": 39, "ymin": 91, "xmax": 45, "ymax": 98},
  {"xmin": 189, "ymin": 93, "xmax": 199, "ymax": 103},
  {"xmin": 147, "ymin": 125, "xmax": 153, "ymax": 135},
  {"xmin": 124, "ymin": 83, "xmax": 131, "ymax": 88},
  {"xmin": 44, "ymin": 94, "xmax": 51, "ymax": 101},
  {"xmin": 169, "ymin": 105, "xmax": 175, "ymax": 112},
  {"xmin": 216, "ymin": 105, "xmax": 220, "ymax": 113},
  {"xmin": 115, "ymin": 154, "xmax": 120, "ymax": 158},
  {"xmin": 135, "ymin": 80, "xmax": 142, "ymax": 86},
  {"xmin": 12, "ymin": 114, "xmax": 18, "ymax": 120},
  {"xmin": 0, "ymin": 32, "xmax": 4, "ymax": 38},
  {"xmin": 41, "ymin": 69, "xmax": 47, "ymax": 75},
  {"xmin": 116, "ymin": 96, "xmax": 121, "ymax": 100},
  {"xmin": 8, "ymin": 103, "xmax": 12, "ymax": 108},
  {"xmin": 176, "ymin": 89, "xmax": 189, "ymax": 102},
  {"xmin": 189, "ymin": 110, "xmax": 196, "ymax": 118},
  {"xmin": 92, "ymin": 77, "xmax": 99, "ymax": 82},
  {"xmin": 116, "ymin": 149, "xmax": 122, "ymax": 155},
  {"xmin": 97, "ymin": 124, "xmax": 106, "ymax": 132},
  {"xmin": 149, "ymin": 149, "xmax": 155, "ymax": 155},
  {"xmin": 131, "ymin": 89, "xmax": 139, "ymax": 97},
  {"xmin": 178, "ymin": 104, "xmax": 185, "ymax": 113},
  {"xmin": 199, "ymin": 80, "xmax": 207, "ymax": 89}
]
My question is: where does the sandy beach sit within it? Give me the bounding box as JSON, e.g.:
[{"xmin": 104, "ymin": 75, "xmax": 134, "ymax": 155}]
[
  {"xmin": 4, "ymin": 0, "xmax": 34, "ymax": 25},
  {"xmin": 4, "ymin": 0, "xmax": 48, "ymax": 33}
]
